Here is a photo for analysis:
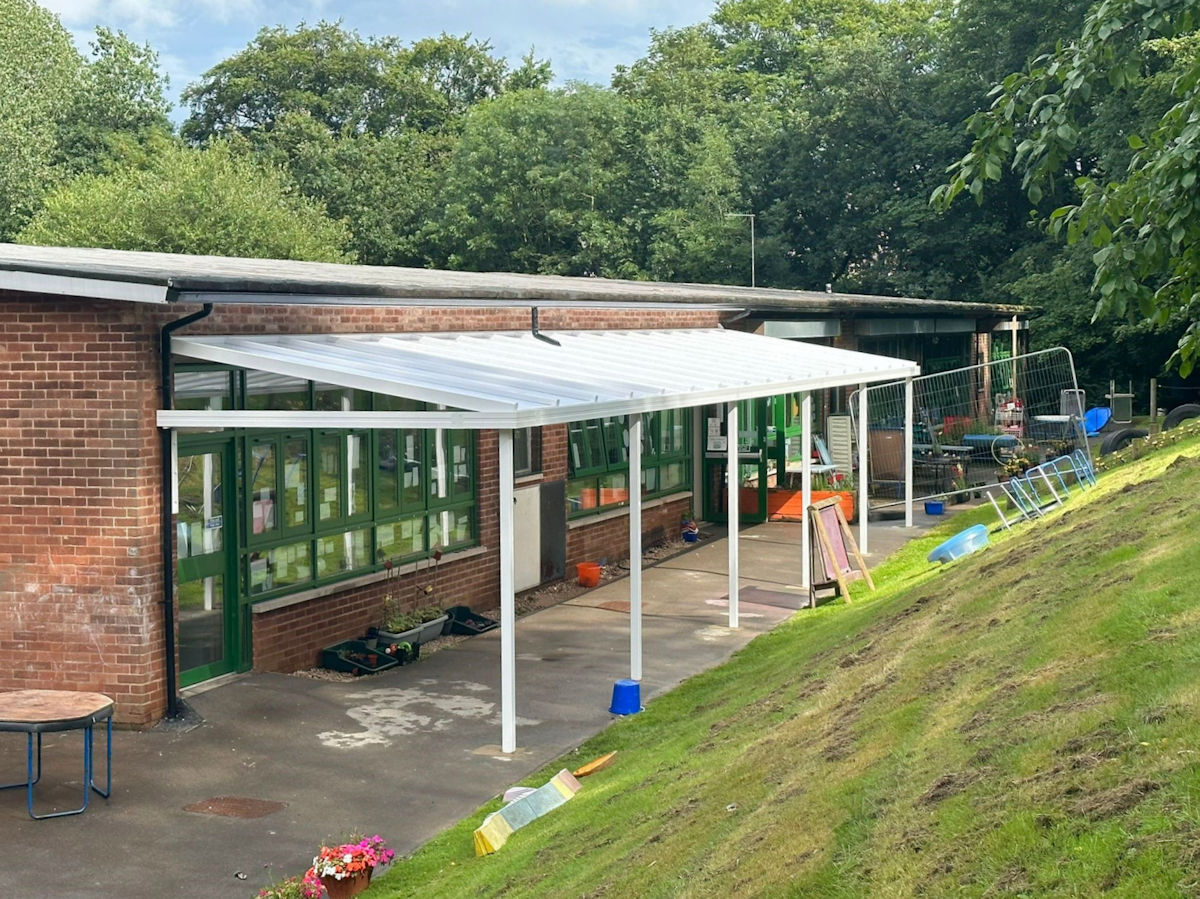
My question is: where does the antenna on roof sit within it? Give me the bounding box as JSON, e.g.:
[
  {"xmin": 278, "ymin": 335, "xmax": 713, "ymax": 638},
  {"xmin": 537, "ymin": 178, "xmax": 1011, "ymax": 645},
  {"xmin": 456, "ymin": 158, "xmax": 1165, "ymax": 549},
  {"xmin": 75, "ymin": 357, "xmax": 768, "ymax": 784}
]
[{"xmin": 531, "ymin": 307, "xmax": 561, "ymax": 346}]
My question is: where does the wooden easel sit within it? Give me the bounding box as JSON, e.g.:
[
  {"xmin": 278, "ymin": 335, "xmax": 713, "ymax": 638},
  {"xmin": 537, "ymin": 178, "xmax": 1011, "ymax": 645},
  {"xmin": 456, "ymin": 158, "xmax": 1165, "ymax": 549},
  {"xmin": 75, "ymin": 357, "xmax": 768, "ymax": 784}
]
[{"xmin": 808, "ymin": 496, "xmax": 874, "ymax": 607}]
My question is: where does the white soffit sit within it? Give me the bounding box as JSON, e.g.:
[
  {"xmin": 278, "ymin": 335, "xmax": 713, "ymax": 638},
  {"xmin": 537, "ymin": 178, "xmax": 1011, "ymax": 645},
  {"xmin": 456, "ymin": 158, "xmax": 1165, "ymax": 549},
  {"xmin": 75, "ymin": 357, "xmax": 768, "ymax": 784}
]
[{"xmin": 161, "ymin": 329, "xmax": 919, "ymax": 429}]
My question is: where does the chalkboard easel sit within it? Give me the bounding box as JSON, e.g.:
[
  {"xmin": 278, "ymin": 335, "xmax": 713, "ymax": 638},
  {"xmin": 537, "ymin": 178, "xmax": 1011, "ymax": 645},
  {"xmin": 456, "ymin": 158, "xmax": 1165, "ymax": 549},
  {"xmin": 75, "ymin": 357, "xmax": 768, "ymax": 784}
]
[{"xmin": 808, "ymin": 496, "xmax": 874, "ymax": 608}]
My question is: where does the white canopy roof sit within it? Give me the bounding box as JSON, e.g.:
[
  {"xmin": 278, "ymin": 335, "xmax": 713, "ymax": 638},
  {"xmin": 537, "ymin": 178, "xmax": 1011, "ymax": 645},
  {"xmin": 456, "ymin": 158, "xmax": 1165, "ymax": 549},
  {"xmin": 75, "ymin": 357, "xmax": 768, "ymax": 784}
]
[{"xmin": 159, "ymin": 328, "xmax": 918, "ymax": 429}]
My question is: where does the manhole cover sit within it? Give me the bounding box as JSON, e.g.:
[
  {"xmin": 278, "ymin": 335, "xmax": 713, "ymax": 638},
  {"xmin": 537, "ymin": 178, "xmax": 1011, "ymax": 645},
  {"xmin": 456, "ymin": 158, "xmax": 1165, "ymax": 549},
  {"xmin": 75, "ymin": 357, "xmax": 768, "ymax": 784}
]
[{"xmin": 183, "ymin": 796, "xmax": 286, "ymax": 819}]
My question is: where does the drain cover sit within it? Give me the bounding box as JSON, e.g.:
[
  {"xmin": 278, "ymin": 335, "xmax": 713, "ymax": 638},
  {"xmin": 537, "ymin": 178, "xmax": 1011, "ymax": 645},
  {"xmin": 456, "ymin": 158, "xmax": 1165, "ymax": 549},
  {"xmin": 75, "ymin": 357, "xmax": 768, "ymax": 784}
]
[{"xmin": 183, "ymin": 796, "xmax": 286, "ymax": 819}]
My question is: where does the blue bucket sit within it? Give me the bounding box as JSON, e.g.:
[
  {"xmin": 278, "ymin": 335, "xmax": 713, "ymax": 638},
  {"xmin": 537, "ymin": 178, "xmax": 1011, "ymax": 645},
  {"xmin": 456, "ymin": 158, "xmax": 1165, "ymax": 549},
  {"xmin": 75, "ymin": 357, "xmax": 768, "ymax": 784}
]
[
  {"xmin": 609, "ymin": 678, "xmax": 642, "ymax": 715},
  {"xmin": 924, "ymin": 500, "xmax": 945, "ymax": 515}
]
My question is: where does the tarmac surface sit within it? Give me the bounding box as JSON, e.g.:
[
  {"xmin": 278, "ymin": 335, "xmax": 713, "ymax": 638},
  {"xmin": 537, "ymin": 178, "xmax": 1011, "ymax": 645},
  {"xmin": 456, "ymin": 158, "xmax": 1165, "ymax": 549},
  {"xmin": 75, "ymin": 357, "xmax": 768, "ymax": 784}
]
[{"xmin": 0, "ymin": 511, "xmax": 954, "ymax": 898}]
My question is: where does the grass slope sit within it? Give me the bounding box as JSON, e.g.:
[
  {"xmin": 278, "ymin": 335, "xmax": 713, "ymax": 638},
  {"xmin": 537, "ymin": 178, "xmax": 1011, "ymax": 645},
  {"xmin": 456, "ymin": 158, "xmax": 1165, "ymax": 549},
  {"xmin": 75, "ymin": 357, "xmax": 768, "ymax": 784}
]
[{"xmin": 372, "ymin": 442, "xmax": 1200, "ymax": 898}]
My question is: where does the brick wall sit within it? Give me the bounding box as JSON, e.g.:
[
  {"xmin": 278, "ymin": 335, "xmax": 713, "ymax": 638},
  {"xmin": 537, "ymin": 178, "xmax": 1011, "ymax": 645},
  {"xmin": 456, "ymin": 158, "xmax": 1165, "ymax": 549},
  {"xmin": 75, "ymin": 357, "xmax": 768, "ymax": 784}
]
[{"xmin": 0, "ymin": 288, "xmax": 720, "ymax": 723}]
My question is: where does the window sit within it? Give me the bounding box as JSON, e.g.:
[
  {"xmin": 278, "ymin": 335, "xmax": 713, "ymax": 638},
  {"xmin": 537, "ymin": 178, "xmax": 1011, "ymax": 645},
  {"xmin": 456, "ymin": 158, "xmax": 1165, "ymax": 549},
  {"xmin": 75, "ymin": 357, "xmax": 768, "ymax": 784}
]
[
  {"xmin": 567, "ymin": 411, "xmax": 691, "ymax": 517},
  {"xmin": 514, "ymin": 428, "xmax": 542, "ymax": 477},
  {"xmin": 175, "ymin": 369, "xmax": 480, "ymax": 601}
]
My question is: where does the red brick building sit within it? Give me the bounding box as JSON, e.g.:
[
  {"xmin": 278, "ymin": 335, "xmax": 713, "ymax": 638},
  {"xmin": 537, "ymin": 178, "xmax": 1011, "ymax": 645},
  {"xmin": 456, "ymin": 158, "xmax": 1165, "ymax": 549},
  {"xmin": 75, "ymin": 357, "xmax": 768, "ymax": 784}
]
[{"xmin": 0, "ymin": 245, "xmax": 1024, "ymax": 726}]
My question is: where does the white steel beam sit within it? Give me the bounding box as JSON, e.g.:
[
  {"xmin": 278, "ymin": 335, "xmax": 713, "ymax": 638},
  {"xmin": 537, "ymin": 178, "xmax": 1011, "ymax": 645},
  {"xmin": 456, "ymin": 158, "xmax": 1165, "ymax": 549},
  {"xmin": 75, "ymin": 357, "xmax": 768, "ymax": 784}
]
[
  {"xmin": 858, "ymin": 382, "xmax": 869, "ymax": 554},
  {"xmin": 904, "ymin": 377, "xmax": 914, "ymax": 528},
  {"xmin": 801, "ymin": 392, "xmax": 812, "ymax": 589}
]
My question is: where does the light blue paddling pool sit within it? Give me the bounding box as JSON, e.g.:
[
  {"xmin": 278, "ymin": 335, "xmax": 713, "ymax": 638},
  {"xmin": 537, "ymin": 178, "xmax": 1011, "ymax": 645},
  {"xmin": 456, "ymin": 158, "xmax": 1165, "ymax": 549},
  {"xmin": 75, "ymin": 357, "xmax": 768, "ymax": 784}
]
[{"xmin": 927, "ymin": 524, "xmax": 990, "ymax": 564}]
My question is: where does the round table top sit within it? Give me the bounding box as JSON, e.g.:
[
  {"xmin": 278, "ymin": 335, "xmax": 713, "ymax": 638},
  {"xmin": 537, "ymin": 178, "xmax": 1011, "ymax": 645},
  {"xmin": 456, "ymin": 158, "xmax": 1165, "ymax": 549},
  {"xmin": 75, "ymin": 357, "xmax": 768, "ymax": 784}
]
[{"xmin": 0, "ymin": 690, "xmax": 114, "ymax": 728}]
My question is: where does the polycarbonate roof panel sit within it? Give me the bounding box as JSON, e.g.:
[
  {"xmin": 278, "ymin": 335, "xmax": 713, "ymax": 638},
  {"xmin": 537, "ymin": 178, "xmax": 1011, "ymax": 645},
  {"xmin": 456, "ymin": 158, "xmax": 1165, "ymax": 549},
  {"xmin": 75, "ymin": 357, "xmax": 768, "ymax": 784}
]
[{"xmin": 165, "ymin": 328, "xmax": 919, "ymax": 429}]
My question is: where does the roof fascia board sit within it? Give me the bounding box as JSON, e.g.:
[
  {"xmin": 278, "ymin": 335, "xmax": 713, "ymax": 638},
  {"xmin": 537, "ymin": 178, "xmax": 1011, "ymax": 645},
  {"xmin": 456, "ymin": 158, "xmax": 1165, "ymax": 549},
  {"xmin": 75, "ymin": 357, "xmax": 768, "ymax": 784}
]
[
  {"xmin": 173, "ymin": 290, "xmax": 741, "ymax": 310},
  {"xmin": 3, "ymin": 270, "xmax": 169, "ymax": 303}
]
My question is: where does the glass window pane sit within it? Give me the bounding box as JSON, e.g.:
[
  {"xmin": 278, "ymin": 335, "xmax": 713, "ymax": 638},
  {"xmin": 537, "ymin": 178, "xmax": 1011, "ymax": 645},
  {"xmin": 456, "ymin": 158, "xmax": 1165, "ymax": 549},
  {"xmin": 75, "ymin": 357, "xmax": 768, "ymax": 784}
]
[
  {"xmin": 282, "ymin": 437, "xmax": 308, "ymax": 529},
  {"xmin": 315, "ymin": 385, "xmax": 370, "ymax": 411},
  {"xmin": 376, "ymin": 516, "xmax": 425, "ymax": 563},
  {"xmin": 316, "ymin": 528, "xmax": 371, "ymax": 578},
  {"xmin": 317, "ymin": 435, "xmax": 342, "ymax": 522},
  {"xmin": 374, "ymin": 395, "xmax": 426, "ymax": 412},
  {"xmin": 449, "ymin": 430, "xmax": 471, "ymax": 499},
  {"xmin": 429, "ymin": 429, "xmax": 449, "ymax": 502},
  {"xmin": 249, "ymin": 441, "xmax": 276, "ymax": 535},
  {"xmin": 377, "ymin": 430, "xmax": 399, "ymax": 513},
  {"xmin": 598, "ymin": 471, "xmax": 629, "ymax": 506},
  {"xmin": 347, "ymin": 433, "xmax": 369, "ymax": 517},
  {"xmin": 567, "ymin": 478, "xmax": 597, "ymax": 514},
  {"xmin": 177, "ymin": 451, "xmax": 223, "ymax": 558},
  {"xmin": 642, "ymin": 465, "xmax": 658, "ymax": 495},
  {"xmin": 178, "ymin": 574, "xmax": 224, "ymax": 671},
  {"xmin": 602, "ymin": 418, "xmax": 627, "ymax": 465},
  {"xmin": 661, "ymin": 462, "xmax": 685, "ymax": 492},
  {"xmin": 429, "ymin": 508, "xmax": 472, "ymax": 549},
  {"xmin": 175, "ymin": 370, "xmax": 232, "ymax": 411},
  {"xmin": 247, "ymin": 541, "xmax": 311, "ymax": 595},
  {"xmin": 567, "ymin": 422, "xmax": 587, "ymax": 473},
  {"xmin": 245, "ymin": 373, "xmax": 309, "ymax": 410},
  {"xmin": 585, "ymin": 420, "xmax": 605, "ymax": 469},
  {"xmin": 401, "ymin": 429, "xmax": 423, "ymax": 507}
]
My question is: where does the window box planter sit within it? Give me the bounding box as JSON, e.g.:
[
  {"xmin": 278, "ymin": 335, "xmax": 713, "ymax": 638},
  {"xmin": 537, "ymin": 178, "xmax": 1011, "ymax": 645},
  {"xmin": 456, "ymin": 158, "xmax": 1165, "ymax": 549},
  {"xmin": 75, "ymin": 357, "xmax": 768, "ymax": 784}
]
[
  {"xmin": 444, "ymin": 605, "xmax": 499, "ymax": 636},
  {"xmin": 374, "ymin": 614, "xmax": 449, "ymax": 646},
  {"xmin": 321, "ymin": 640, "xmax": 401, "ymax": 675}
]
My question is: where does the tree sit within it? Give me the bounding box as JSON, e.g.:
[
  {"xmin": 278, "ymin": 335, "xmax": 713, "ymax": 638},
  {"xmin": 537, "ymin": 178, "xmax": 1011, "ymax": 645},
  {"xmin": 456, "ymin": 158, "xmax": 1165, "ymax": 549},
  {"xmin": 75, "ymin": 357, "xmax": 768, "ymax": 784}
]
[
  {"xmin": 180, "ymin": 22, "xmax": 548, "ymax": 142},
  {"xmin": 0, "ymin": 0, "xmax": 81, "ymax": 239},
  {"xmin": 935, "ymin": 0, "xmax": 1200, "ymax": 372},
  {"xmin": 56, "ymin": 27, "xmax": 173, "ymax": 176},
  {"xmin": 18, "ymin": 141, "xmax": 353, "ymax": 262}
]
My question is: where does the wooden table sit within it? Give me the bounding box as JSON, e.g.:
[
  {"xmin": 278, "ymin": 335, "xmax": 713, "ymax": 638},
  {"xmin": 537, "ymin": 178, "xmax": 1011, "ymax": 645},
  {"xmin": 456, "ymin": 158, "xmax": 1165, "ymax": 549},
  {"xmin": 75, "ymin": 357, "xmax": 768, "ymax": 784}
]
[{"xmin": 0, "ymin": 689, "xmax": 113, "ymax": 819}]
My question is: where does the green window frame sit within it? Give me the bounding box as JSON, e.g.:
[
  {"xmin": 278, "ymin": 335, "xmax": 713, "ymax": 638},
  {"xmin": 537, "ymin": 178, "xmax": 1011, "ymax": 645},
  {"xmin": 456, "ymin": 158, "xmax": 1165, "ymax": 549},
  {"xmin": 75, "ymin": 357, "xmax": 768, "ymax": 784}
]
[
  {"xmin": 173, "ymin": 367, "xmax": 481, "ymax": 602},
  {"xmin": 568, "ymin": 411, "xmax": 692, "ymax": 518}
]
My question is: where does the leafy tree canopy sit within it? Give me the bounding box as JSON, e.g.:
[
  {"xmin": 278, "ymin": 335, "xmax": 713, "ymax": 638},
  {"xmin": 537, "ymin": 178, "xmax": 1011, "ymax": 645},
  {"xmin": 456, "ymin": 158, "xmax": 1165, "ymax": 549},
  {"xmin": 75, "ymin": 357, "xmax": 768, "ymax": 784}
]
[
  {"xmin": 180, "ymin": 22, "xmax": 550, "ymax": 142},
  {"xmin": 935, "ymin": 0, "xmax": 1200, "ymax": 372},
  {"xmin": 18, "ymin": 140, "xmax": 353, "ymax": 262}
]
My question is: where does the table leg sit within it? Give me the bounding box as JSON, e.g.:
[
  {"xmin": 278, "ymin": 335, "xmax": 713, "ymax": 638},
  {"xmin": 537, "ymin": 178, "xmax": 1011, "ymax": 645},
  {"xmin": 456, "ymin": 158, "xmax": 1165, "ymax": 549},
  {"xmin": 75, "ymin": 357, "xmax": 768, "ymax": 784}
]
[
  {"xmin": 28, "ymin": 727, "xmax": 98, "ymax": 819},
  {"xmin": 90, "ymin": 716, "xmax": 111, "ymax": 799}
]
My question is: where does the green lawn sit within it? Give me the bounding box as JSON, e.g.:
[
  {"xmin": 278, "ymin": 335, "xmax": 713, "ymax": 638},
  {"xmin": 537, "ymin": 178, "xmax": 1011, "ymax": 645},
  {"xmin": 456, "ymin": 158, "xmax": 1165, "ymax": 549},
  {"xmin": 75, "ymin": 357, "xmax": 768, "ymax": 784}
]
[{"xmin": 367, "ymin": 437, "xmax": 1200, "ymax": 897}]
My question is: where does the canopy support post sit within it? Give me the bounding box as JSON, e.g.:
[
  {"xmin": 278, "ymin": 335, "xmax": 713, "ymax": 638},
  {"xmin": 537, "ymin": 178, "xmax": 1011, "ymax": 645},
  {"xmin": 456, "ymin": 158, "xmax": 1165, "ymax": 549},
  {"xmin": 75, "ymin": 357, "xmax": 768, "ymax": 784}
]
[
  {"xmin": 800, "ymin": 392, "xmax": 812, "ymax": 589},
  {"xmin": 727, "ymin": 402, "xmax": 739, "ymax": 628},
  {"xmin": 904, "ymin": 377, "xmax": 914, "ymax": 528},
  {"xmin": 499, "ymin": 429, "xmax": 517, "ymax": 753},
  {"xmin": 858, "ymin": 382, "xmax": 869, "ymax": 554},
  {"xmin": 628, "ymin": 413, "xmax": 643, "ymax": 681}
]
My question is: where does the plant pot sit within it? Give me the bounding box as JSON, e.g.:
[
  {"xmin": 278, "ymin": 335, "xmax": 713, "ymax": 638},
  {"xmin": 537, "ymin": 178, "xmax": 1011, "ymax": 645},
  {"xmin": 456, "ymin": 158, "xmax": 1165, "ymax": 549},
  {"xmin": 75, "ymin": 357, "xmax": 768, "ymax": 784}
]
[
  {"xmin": 444, "ymin": 605, "xmax": 499, "ymax": 635},
  {"xmin": 320, "ymin": 640, "xmax": 401, "ymax": 675},
  {"xmin": 320, "ymin": 869, "xmax": 371, "ymax": 899},
  {"xmin": 375, "ymin": 614, "xmax": 449, "ymax": 646},
  {"xmin": 576, "ymin": 562, "xmax": 601, "ymax": 587}
]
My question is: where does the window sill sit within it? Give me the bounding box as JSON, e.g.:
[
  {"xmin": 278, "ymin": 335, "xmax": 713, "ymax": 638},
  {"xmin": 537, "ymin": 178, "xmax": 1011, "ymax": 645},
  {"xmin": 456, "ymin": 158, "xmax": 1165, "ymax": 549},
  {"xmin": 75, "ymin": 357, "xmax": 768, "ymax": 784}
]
[
  {"xmin": 250, "ymin": 545, "xmax": 490, "ymax": 614},
  {"xmin": 567, "ymin": 490, "xmax": 692, "ymax": 529}
]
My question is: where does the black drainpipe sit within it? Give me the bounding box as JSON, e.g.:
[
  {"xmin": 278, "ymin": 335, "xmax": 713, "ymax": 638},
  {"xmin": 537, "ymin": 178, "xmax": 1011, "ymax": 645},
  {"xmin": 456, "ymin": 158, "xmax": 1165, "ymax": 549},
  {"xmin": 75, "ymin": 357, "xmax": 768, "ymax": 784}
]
[{"xmin": 160, "ymin": 303, "xmax": 213, "ymax": 718}]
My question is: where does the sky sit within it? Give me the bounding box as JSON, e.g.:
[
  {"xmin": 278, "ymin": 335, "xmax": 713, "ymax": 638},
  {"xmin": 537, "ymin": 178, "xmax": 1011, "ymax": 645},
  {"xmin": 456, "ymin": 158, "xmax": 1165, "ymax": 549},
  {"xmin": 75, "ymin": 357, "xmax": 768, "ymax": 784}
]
[{"xmin": 40, "ymin": 0, "xmax": 718, "ymax": 120}]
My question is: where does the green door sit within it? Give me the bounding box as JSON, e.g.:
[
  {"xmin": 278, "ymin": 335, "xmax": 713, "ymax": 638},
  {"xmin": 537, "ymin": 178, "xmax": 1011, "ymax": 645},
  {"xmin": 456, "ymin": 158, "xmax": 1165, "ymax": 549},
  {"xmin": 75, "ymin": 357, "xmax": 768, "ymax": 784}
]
[{"xmin": 176, "ymin": 440, "xmax": 241, "ymax": 687}]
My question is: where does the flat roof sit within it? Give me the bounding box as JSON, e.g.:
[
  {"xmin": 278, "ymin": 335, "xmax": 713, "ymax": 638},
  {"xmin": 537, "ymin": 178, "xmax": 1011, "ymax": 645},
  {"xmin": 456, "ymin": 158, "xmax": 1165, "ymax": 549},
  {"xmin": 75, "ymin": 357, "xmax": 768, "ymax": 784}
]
[
  {"xmin": 160, "ymin": 328, "xmax": 920, "ymax": 430},
  {"xmin": 0, "ymin": 244, "xmax": 1028, "ymax": 316}
]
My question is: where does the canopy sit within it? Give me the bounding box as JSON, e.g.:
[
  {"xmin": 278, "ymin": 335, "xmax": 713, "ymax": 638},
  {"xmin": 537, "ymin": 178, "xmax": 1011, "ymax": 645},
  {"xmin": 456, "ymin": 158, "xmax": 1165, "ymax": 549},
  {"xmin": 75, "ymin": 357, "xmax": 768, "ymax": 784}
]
[{"xmin": 158, "ymin": 327, "xmax": 918, "ymax": 752}]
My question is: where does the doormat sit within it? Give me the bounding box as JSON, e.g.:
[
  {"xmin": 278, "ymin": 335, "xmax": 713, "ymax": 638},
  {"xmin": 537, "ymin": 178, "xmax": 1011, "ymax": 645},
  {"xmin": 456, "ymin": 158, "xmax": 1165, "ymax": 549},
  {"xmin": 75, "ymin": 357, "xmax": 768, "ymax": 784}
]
[
  {"xmin": 183, "ymin": 796, "xmax": 286, "ymax": 818},
  {"xmin": 597, "ymin": 600, "xmax": 631, "ymax": 613}
]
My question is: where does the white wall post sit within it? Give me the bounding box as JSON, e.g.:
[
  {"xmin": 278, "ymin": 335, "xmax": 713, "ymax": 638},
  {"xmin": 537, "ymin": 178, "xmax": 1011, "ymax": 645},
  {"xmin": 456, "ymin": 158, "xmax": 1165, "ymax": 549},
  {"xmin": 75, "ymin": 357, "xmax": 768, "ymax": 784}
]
[
  {"xmin": 498, "ymin": 429, "xmax": 517, "ymax": 753},
  {"xmin": 628, "ymin": 413, "xmax": 643, "ymax": 681}
]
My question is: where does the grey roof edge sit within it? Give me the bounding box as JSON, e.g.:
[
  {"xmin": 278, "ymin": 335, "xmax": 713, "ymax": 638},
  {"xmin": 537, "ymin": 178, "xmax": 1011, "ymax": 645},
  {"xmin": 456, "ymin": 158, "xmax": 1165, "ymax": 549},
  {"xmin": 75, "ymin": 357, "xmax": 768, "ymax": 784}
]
[{"xmin": 0, "ymin": 243, "xmax": 1030, "ymax": 315}]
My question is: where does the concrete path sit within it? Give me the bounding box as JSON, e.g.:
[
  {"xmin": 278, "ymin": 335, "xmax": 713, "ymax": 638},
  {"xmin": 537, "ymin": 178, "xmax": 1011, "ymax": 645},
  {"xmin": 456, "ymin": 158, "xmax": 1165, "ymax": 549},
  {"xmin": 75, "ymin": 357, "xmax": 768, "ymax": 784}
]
[{"xmin": 0, "ymin": 513, "xmax": 951, "ymax": 898}]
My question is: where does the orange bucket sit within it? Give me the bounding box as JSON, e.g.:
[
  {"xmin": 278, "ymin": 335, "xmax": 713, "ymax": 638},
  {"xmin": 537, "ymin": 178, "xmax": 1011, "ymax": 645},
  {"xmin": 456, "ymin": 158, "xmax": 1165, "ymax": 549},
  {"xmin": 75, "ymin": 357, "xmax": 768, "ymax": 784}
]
[{"xmin": 576, "ymin": 562, "xmax": 601, "ymax": 587}]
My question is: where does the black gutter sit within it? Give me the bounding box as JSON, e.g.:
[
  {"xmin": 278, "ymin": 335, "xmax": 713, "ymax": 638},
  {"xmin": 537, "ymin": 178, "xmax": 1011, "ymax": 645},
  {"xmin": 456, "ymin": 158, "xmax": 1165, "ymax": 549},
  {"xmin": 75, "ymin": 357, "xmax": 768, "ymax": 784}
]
[{"xmin": 159, "ymin": 303, "xmax": 213, "ymax": 718}]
